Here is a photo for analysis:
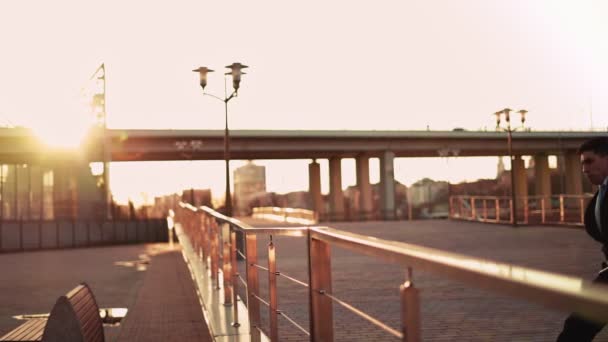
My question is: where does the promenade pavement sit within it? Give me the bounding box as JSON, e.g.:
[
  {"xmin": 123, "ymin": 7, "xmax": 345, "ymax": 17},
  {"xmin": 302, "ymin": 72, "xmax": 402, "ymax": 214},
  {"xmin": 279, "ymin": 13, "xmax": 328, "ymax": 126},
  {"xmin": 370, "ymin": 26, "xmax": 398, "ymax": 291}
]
[
  {"xmin": 0, "ymin": 243, "xmax": 211, "ymax": 342},
  {"xmin": 238, "ymin": 218, "xmax": 608, "ymax": 342},
  {"xmin": 1, "ymin": 219, "xmax": 608, "ymax": 342}
]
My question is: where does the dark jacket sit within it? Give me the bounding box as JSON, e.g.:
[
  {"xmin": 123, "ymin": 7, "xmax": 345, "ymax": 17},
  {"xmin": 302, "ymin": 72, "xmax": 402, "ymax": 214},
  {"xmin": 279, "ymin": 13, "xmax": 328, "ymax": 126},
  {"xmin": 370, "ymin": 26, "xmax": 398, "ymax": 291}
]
[{"xmin": 585, "ymin": 190, "xmax": 608, "ymax": 258}]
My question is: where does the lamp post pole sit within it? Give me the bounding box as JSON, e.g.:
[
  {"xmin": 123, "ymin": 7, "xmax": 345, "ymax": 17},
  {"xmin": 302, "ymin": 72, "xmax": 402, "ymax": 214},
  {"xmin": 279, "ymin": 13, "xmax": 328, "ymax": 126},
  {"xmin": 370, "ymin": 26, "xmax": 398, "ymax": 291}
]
[
  {"xmin": 506, "ymin": 125, "xmax": 517, "ymax": 227},
  {"xmin": 193, "ymin": 63, "xmax": 248, "ymax": 217},
  {"xmin": 224, "ymin": 92, "xmax": 232, "ymax": 216},
  {"xmin": 495, "ymin": 108, "xmax": 527, "ymax": 227}
]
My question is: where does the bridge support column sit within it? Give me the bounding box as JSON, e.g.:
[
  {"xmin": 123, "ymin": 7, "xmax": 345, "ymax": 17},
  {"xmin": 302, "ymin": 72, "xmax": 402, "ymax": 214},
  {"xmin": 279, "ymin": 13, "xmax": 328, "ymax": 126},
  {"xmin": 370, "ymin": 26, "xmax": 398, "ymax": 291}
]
[
  {"xmin": 308, "ymin": 160, "xmax": 324, "ymax": 221},
  {"xmin": 328, "ymin": 157, "xmax": 345, "ymax": 221},
  {"xmin": 513, "ymin": 156, "xmax": 528, "ymax": 209},
  {"xmin": 380, "ymin": 151, "xmax": 396, "ymax": 220},
  {"xmin": 534, "ymin": 154, "xmax": 552, "ymax": 209},
  {"xmin": 564, "ymin": 152, "xmax": 583, "ymax": 195},
  {"xmin": 356, "ymin": 155, "xmax": 373, "ymax": 221}
]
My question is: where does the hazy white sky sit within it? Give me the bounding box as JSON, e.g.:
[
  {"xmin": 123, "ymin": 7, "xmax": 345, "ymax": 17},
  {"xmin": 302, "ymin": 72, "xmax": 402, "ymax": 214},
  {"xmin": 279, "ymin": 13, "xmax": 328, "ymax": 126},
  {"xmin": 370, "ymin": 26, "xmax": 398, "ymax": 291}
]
[{"xmin": 0, "ymin": 1, "xmax": 606, "ymax": 204}]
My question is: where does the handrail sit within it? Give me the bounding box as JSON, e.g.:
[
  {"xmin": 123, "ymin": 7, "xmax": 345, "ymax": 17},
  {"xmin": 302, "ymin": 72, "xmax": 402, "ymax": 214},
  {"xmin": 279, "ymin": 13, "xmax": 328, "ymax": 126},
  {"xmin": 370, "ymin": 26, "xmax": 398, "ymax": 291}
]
[{"xmin": 175, "ymin": 202, "xmax": 608, "ymax": 342}]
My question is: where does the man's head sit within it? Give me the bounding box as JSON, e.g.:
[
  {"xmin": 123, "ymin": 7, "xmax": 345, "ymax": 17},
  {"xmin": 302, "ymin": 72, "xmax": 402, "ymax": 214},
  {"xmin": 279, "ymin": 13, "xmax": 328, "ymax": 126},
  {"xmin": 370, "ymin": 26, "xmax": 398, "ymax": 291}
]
[{"xmin": 579, "ymin": 137, "xmax": 608, "ymax": 185}]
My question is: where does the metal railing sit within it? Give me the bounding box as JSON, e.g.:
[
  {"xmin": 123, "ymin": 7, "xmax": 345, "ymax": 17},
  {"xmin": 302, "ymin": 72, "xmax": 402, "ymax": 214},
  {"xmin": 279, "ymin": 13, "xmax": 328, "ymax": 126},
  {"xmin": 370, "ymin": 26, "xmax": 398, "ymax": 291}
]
[
  {"xmin": 0, "ymin": 219, "xmax": 168, "ymax": 253},
  {"xmin": 252, "ymin": 206, "xmax": 317, "ymax": 224},
  {"xmin": 174, "ymin": 202, "xmax": 608, "ymax": 341},
  {"xmin": 450, "ymin": 194, "xmax": 593, "ymax": 226}
]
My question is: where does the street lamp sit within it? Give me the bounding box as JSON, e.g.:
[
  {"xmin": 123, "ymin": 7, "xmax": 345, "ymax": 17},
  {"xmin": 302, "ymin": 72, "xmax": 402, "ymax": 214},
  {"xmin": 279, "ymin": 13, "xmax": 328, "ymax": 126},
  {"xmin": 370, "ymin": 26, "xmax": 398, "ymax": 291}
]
[
  {"xmin": 494, "ymin": 108, "xmax": 527, "ymax": 227},
  {"xmin": 193, "ymin": 63, "xmax": 248, "ymax": 217}
]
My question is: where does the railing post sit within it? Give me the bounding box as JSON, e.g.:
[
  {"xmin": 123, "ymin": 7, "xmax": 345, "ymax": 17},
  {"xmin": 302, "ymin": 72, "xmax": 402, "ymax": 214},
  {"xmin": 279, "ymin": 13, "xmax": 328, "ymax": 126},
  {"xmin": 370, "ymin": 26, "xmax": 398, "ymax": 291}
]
[
  {"xmin": 230, "ymin": 231, "xmax": 240, "ymax": 327},
  {"xmin": 483, "ymin": 199, "xmax": 488, "ymax": 221},
  {"xmin": 459, "ymin": 197, "xmax": 463, "ymax": 219},
  {"xmin": 400, "ymin": 268, "xmax": 420, "ymax": 342},
  {"xmin": 210, "ymin": 220, "xmax": 219, "ymax": 287},
  {"xmin": 308, "ymin": 231, "xmax": 334, "ymax": 342},
  {"xmin": 541, "ymin": 198, "xmax": 546, "ymax": 224},
  {"xmin": 580, "ymin": 197, "xmax": 585, "ymax": 225},
  {"xmin": 495, "ymin": 198, "xmax": 500, "ymax": 222},
  {"xmin": 246, "ymin": 233, "xmax": 261, "ymax": 342},
  {"xmin": 560, "ymin": 195, "xmax": 565, "ymax": 223},
  {"xmin": 470, "ymin": 197, "xmax": 476, "ymax": 220},
  {"xmin": 222, "ymin": 223, "xmax": 233, "ymax": 305},
  {"xmin": 268, "ymin": 237, "xmax": 279, "ymax": 341},
  {"xmin": 509, "ymin": 199, "xmax": 514, "ymax": 224},
  {"xmin": 202, "ymin": 215, "xmax": 209, "ymax": 264},
  {"xmin": 524, "ymin": 197, "xmax": 529, "ymax": 224}
]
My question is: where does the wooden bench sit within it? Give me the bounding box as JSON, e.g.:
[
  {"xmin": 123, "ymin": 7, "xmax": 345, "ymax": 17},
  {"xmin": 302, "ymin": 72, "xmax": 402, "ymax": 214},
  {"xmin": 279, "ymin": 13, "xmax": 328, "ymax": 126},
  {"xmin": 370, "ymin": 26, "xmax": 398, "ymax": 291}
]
[{"xmin": 0, "ymin": 283, "xmax": 105, "ymax": 342}]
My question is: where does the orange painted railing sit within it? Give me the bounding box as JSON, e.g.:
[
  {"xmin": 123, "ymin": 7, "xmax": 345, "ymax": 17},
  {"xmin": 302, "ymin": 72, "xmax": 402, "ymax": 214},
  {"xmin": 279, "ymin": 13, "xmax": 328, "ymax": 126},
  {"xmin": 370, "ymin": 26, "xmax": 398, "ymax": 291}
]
[
  {"xmin": 174, "ymin": 203, "xmax": 608, "ymax": 342},
  {"xmin": 449, "ymin": 194, "xmax": 593, "ymax": 226}
]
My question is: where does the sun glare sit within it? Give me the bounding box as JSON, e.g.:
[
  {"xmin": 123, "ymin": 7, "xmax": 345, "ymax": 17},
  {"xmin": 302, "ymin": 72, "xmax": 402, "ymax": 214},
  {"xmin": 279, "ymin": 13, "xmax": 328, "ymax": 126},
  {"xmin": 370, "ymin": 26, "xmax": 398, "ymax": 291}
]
[{"xmin": 33, "ymin": 120, "xmax": 91, "ymax": 149}]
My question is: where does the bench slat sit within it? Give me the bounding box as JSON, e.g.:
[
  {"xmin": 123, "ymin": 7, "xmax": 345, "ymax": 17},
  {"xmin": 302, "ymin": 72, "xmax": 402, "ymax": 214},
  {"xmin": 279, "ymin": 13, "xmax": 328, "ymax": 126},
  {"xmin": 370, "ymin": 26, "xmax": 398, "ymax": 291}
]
[{"xmin": 0, "ymin": 319, "xmax": 46, "ymax": 341}]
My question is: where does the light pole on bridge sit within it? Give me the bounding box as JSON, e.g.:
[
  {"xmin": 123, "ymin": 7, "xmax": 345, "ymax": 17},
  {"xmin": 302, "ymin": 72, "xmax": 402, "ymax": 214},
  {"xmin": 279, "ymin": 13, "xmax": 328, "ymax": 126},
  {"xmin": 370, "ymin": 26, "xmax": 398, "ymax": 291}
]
[
  {"xmin": 494, "ymin": 108, "xmax": 528, "ymax": 227},
  {"xmin": 193, "ymin": 63, "xmax": 248, "ymax": 217}
]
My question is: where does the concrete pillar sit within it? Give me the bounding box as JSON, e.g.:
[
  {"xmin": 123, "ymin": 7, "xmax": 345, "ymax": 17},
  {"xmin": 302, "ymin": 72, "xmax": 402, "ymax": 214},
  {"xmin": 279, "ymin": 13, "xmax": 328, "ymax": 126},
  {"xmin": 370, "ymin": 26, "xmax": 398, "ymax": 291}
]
[
  {"xmin": 328, "ymin": 157, "xmax": 345, "ymax": 221},
  {"xmin": 512, "ymin": 156, "xmax": 528, "ymax": 208},
  {"xmin": 564, "ymin": 152, "xmax": 583, "ymax": 195},
  {"xmin": 380, "ymin": 151, "xmax": 396, "ymax": 220},
  {"xmin": 356, "ymin": 155, "xmax": 373, "ymax": 221},
  {"xmin": 308, "ymin": 160, "xmax": 324, "ymax": 221},
  {"xmin": 534, "ymin": 154, "xmax": 552, "ymax": 208}
]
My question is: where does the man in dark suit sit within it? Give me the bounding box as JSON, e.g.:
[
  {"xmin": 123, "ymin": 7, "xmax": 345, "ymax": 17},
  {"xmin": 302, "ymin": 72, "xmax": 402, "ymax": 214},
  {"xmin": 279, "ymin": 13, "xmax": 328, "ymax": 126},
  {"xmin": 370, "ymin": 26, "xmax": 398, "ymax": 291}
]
[{"xmin": 557, "ymin": 136, "xmax": 608, "ymax": 341}]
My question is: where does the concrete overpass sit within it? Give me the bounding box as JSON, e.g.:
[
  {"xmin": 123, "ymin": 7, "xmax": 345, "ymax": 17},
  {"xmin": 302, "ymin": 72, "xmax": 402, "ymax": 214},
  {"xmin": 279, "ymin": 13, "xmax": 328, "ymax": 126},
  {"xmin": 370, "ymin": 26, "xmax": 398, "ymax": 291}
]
[
  {"xmin": 0, "ymin": 127, "xmax": 605, "ymax": 221},
  {"xmin": 88, "ymin": 129, "xmax": 602, "ymax": 161}
]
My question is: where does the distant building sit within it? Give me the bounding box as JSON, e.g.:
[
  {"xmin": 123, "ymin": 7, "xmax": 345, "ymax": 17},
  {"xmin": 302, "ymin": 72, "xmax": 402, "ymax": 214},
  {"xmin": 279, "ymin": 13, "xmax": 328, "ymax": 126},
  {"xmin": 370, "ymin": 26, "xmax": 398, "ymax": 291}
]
[
  {"xmin": 406, "ymin": 178, "xmax": 449, "ymax": 218},
  {"xmin": 233, "ymin": 161, "xmax": 266, "ymax": 215},
  {"xmin": 181, "ymin": 189, "xmax": 212, "ymax": 208}
]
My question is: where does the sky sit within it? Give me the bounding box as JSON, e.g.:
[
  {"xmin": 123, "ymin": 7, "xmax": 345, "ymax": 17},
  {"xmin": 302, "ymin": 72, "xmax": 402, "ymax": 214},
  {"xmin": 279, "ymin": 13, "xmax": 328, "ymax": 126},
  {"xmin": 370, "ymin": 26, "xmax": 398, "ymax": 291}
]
[{"xmin": 0, "ymin": 1, "xmax": 607, "ymax": 204}]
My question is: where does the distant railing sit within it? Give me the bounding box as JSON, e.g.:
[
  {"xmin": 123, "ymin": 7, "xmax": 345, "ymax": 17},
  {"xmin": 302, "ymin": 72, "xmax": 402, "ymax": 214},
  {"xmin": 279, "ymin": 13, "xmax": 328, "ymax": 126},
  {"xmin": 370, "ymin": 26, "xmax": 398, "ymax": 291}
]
[
  {"xmin": 0, "ymin": 219, "xmax": 168, "ymax": 253},
  {"xmin": 252, "ymin": 206, "xmax": 317, "ymax": 224},
  {"xmin": 174, "ymin": 203, "xmax": 608, "ymax": 342},
  {"xmin": 449, "ymin": 194, "xmax": 593, "ymax": 226}
]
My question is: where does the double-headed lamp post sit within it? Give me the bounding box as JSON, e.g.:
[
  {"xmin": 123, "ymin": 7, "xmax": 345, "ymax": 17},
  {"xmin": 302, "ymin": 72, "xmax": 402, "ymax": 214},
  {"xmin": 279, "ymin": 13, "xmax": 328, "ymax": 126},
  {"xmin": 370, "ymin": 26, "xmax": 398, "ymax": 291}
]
[
  {"xmin": 494, "ymin": 108, "xmax": 527, "ymax": 227},
  {"xmin": 193, "ymin": 63, "xmax": 248, "ymax": 217}
]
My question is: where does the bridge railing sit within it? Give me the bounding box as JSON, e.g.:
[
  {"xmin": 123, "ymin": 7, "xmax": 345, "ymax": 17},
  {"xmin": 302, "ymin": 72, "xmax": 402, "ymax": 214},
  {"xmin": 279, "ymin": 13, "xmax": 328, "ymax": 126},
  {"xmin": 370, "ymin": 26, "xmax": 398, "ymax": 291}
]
[
  {"xmin": 251, "ymin": 206, "xmax": 317, "ymax": 224},
  {"xmin": 449, "ymin": 194, "xmax": 593, "ymax": 226},
  {"xmin": 174, "ymin": 202, "xmax": 608, "ymax": 342}
]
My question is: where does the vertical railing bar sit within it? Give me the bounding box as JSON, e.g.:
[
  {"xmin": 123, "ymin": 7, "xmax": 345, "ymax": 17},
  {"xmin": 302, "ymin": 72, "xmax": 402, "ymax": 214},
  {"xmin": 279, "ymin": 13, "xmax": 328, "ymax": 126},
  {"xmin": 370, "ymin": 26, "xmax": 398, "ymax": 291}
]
[
  {"xmin": 509, "ymin": 199, "xmax": 514, "ymax": 225},
  {"xmin": 541, "ymin": 198, "xmax": 546, "ymax": 224},
  {"xmin": 400, "ymin": 267, "xmax": 421, "ymax": 342},
  {"xmin": 222, "ymin": 223, "xmax": 233, "ymax": 305},
  {"xmin": 580, "ymin": 197, "xmax": 585, "ymax": 225},
  {"xmin": 246, "ymin": 233, "xmax": 261, "ymax": 342},
  {"xmin": 268, "ymin": 236, "xmax": 279, "ymax": 341},
  {"xmin": 470, "ymin": 197, "xmax": 475, "ymax": 220},
  {"xmin": 560, "ymin": 195, "xmax": 565, "ymax": 223},
  {"xmin": 495, "ymin": 198, "xmax": 500, "ymax": 222},
  {"xmin": 309, "ymin": 233, "xmax": 333, "ymax": 341},
  {"xmin": 230, "ymin": 230, "xmax": 240, "ymax": 327}
]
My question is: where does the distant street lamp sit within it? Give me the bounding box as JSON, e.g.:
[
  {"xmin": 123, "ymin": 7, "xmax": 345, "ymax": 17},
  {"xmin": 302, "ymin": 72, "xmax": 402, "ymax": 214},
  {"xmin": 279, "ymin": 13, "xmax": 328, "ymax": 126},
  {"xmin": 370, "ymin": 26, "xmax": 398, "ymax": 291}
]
[
  {"xmin": 494, "ymin": 108, "xmax": 527, "ymax": 227},
  {"xmin": 193, "ymin": 63, "xmax": 248, "ymax": 217}
]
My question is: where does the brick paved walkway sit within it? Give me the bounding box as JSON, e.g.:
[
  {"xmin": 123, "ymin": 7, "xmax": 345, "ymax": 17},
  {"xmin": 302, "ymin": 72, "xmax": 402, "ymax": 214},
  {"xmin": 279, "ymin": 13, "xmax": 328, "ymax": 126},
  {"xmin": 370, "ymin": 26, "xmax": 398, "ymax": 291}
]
[{"xmin": 117, "ymin": 245, "xmax": 212, "ymax": 341}]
